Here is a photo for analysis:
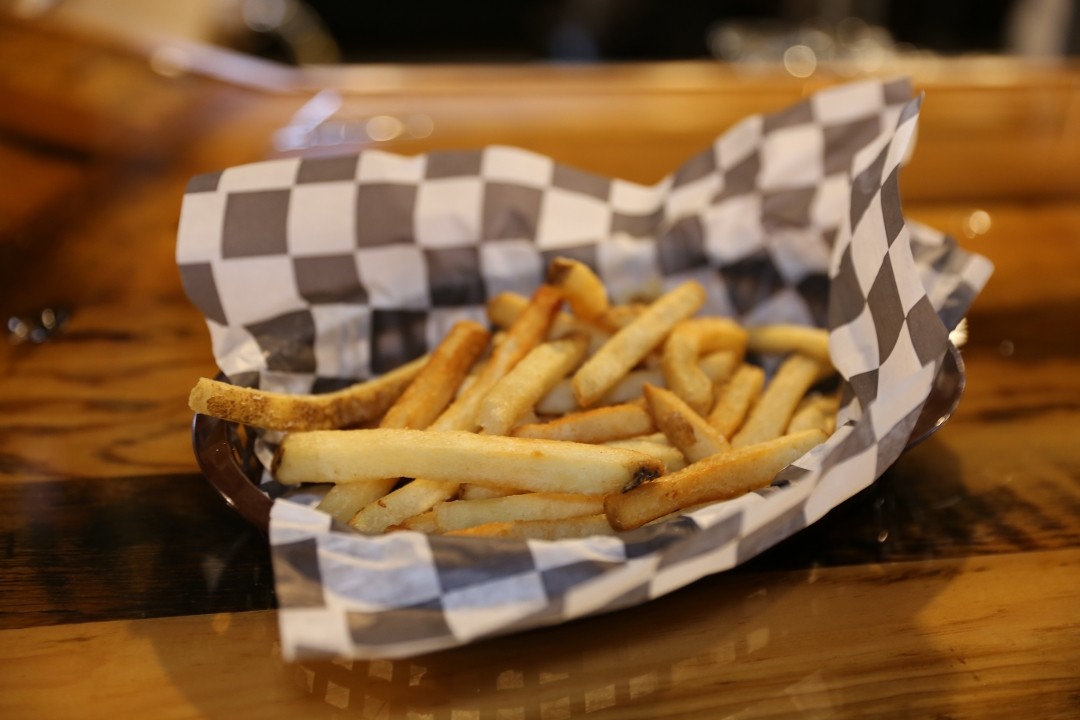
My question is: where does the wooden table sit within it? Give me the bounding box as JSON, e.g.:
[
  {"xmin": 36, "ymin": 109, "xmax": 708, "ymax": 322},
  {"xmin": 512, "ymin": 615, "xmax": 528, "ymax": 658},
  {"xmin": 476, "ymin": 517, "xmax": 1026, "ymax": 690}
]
[{"xmin": 2, "ymin": 15, "xmax": 1079, "ymax": 719}]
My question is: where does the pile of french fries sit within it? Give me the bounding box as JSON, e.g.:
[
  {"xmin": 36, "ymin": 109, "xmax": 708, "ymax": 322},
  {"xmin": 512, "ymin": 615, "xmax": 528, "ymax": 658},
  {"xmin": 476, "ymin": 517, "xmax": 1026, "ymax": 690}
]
[{"xmin": 189, "ymin": 257, "xmax": 838, "ymax": 540}]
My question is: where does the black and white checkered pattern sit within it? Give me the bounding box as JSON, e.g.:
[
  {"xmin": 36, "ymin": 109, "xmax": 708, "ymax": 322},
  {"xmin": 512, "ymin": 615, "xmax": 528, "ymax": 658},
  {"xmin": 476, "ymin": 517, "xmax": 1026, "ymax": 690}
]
[{"xmin": 178, "ymin": 78, "xmax": 993, "ymax": 660}]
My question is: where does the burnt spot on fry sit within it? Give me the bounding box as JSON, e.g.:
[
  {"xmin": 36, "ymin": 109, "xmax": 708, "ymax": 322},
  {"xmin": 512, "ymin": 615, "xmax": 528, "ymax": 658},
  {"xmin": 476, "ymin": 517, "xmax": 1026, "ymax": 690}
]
[{"xmin": 624, "ymin": 465, "xmax": 662, "ymax": 493}]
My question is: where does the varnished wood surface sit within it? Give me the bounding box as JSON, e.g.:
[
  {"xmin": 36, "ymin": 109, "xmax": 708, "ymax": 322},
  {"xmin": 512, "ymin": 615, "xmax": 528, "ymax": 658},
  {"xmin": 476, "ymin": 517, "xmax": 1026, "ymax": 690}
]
[
  {"xmin": 1, "ymin": 13, "xmax": 1078, "ymax": 719},
  {"xmin": 2, "ymin": 549, "xmax": 1078, "ymax": 719}
]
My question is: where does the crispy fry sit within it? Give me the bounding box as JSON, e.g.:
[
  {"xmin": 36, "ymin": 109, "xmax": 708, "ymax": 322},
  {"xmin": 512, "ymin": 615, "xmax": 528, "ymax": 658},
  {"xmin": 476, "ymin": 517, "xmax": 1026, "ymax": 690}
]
[
  {"xmin": 643, "ymin": 383, "xmax": 730, "ymax": 463},
  {"xmin": 511, "ymin": 402, "xmax": 654, "ymax": 444},
  {"xmin": 698, "ymin": 350, "xmax": 741, "ymax": 384},
  {"xmin": 477, "ymin": 334, "xmax": 589, "ymax": 436},
  {"xmin": 435, "ymin": 284, "xmax": 564, "ymax": 433},
  {"xmin": 598, "ymin": 303, "xmax": 646, "ymax": 331},
  {"xmin": 572, "ymin": 281, "xmax": 706, "ymax": 407},
  {"xmin": 708, "ymin": 364, "xmax": 765, "ymax": 439},
  {"xmin": 459, "ymin": 483, "xmax": 521, "ymax": 500},
  {"xmin": 661, "ymin": 318, "xmax": 748, "ymax": 414},
  {"xmin": 731, "ymin": 354, "xmax": 822, "ymax": 448},
  {"xmin": 434, "ymin": 492, "xmax": 605, "ymax": 533},
  {"xmin": 604, "ymin": 437, "xmax": 687, "ymax": 473},
  {"xmin": 381, "ymin": 320, "xmax": 490, "ymax": 430},
  {"xmin": 747, "ymin": 325, "xmax": 831, "ymax": 366},
  {"xmin": 605, "ymin": 429, "xmax": 826, "ymax": 530},
  {"xmin": 447, "ymin": 514, "xmax": 615, "ymax": 540},
  {"xmin": 486, "ymin": 291, "xmax": 606, "ymax": 346},
  {"xmin": 275, "ymin": 428, "xmax": 664, "ymax": 494},
  {"xmin": 350, "ymin": 478, "xmax": 458, "ymax": 534},
  {"xmin": 787, "ymin": 392, "xmax": 840, "ymax": 435},
  {"xmin": 392, "ymin": 510, "xmax": 440, "ymax": 534},
  {"xmin": 536, "ymin": 368, "xmax": 663, "ymax": 416},
  {"xmin": 316, "ymin": 321, "xmax": 490, "ymax": 523},
  {"xmin": 546, "ymin": 257, "xmax": 610, "ymax": 323},
  {"xmin": 188, "ymin": 354, "xmax": 427, "ymax": 431}
]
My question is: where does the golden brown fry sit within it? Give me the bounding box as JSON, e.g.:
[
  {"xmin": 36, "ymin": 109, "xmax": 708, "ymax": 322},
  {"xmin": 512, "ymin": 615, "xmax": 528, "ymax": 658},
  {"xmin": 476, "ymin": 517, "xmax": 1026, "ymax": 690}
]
[
  {"xmin": 537, "ymin": 350, "xmax": 739, "ymax": 417},
  {"xmin": 787, "ymin": 392, "xmax": 841, "ymax": 435},
  {"xmin": 188, "ymin": 354, "xmax": 427, "ymax": 431},
  {"xmin": 604, "ymin": 437, "xmax": 687, "ymax": 473},
  {"xmin": 643, "ymin": 383, "xmax": 730, "ymax": 463},
  {"xmin": 661, "ymin": 318, "xmax": 748, "ymax": 414},
  {"xmin": 698, "ymin": 350, "xmax": 741, "ymax": 384},
  {"xmin": 511, "ymin": 402, "xmax": 655, "ymax": 444},
  {"xmin": 747, "ymin": 325, "xmax": 831, "ymax": 366},
  {"xmin": 434, "ymin": 492, "xmax": 605, "ymax": 533},
  {"xmin": 731, "ymin": 355, "xmax": 822, "ymax": 448},
  {"xmin": 536, "ymin": 368, "xmax": 663, "ymax": 416},
  {"xmin": 708, "ymin": 364, "xmax": 765, "ymax": 439},
  {"xmin": 546, "ymin": 256, "xmax": 610, "ymax": 323},
  {"xmin": 380, "ymin": 320, "xmax": 490, "ymax": 430},
  {"xmin": 447, "ymin": 514, "xmax": 615, "ymax": 540},
  {"xmin": 317, "ymin": 321, "xmax": 491, "ymax": 523},
  {"xmin": 598, "ymin": 303, "xmax": 646, "ymax": 331},
  {"xmin": 276, "ymin": 428, "xmax": 664, "ymax": 494},
  {"xmin": 486, "ymin": 291, "xmax": 606, "ymax": 345},
  {"xmin": 477, "ymin": 334, "xmax": 589, "ymax": 436},
  {"xmin": 392, "ymin": 510, "xmax": 440, "ymax": 534},
  {"xmin": 605, "ymin": 429, "xmax": 826, "ymax": 530},
  {"xmin": 435, "ymin": 284, "xmax": 564, "ymax": 433},
  {"xmin": 459, "ymin": 483, "xmax": 521, "ymax": 500},
  {"xmin": 317, "ymin": 483, "xmax": 393, "ymax": 525},
  {"xmin": 350, "ymin": 479, "xmax": 458, "ymax": 534},
  {"xmin": 572, "ymin": 281, "xmax": 707, "ymax": 407}
]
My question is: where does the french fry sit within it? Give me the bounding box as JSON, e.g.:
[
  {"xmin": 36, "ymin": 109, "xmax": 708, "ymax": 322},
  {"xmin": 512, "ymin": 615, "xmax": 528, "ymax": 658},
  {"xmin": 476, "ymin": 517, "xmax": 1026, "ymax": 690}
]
[
  {"xmin": 380, "ymin": 320, "xmax": 491, "ymax": 430},
  {"xmin": 511, "ymin": 402, "xmax": 655, "ymax": 444},
  {"xmin": 598, "ymin": 303, "xmax": 646, "ymax": 331},
  {"xmin": 447, "ymin": 514, "xmax": 615, "ymax": 540},
  {"xmin": 546, "ymin": 256, "xmax": 609, "ymax": 323},
  {"xmin": 477, "ymin": 334, "xmax": 589, "ymax": 436},
  {"xmin": 643, "ymin": 383, "xmax": 730, "ymax": 463},
  {"xmin": 661, "ymin": 318, "xmax": 748, "ymax": 415},
  {"xmin": 459, "ymin": 483, "xmax": 521, "ymax": 500},
  {"xmin": 188, "ymin": 354, "xmax": 427, "ymax": 432},
  {"xmin": 698, "ymin": 350, "xmax": 741, "ymax": 384},
  {"xmin": 604, "ymin": 436, "xmax": 688, "ymax": 473},
  {"xmin": 436, "ymin": 284, "xmax": 564, "ymax": 433},
  {"xmin": 605, "ymin": 429, "xmax": 826, "ymax": 530},
  {"xmin": 731, "ymin": 354, "xmax": 822, "ymax": 448},
  {"xmin": 434, "ymin": 492, "xmax": 605, "ymax": 533},
  {"xmin": 486, "ymin": 291, "xmax": 606, "ymax": 348},
  {"xmin": 316, "ymin": 320, "xmax": 491, "ymax": 523},
  {"xmin": 708, "ymin": 364, "xmax": 765, "ymax": 439},
  {"xmin": 350, "ymin": 478, "xmax": 458, "ymax": 534},
  {"xmin": 787, "ymin": 392, "xmax": 840, "ymax": 435},
  {"xmin": 536, "ymin": 368, "xmax": 663, "ymax": 416},
  {"xmin": 392, "ymin": 510, "xmax": 440, "ymax": 534},
  {"xmin": 747, "ymin": 325, "xmax": 831, "ymax": 366},
  {"xmin": 572, "ymin": 280, "xmax": 706, "ymax": 407},
  {"xmin": 275, "ymin": 428, "xmax": 663, "ymax": 495}
]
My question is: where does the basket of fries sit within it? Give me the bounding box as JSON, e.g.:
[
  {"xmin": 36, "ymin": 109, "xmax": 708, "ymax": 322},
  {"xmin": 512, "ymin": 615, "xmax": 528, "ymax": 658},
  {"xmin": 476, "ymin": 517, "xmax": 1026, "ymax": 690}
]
[{"xmin": 179, "ymin": 78, "xmax": 992, "ymax": 660}]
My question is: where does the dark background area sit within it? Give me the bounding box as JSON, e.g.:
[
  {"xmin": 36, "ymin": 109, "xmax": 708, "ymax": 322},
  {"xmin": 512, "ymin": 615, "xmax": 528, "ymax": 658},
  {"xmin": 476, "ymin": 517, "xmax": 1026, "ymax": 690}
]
[{"xmin": 240, "ymin": 0, "xmax": 1079, "ymax": 64}]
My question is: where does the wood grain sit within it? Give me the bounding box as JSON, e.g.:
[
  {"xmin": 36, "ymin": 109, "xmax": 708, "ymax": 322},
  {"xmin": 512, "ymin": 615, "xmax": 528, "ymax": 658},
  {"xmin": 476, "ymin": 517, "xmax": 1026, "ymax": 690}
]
[
  {"xmin": 0, "ymin": 473, "xmax": 274, "ymax": 630},
  {"xmin": 0, "ymin": 301, "xmax": 215, "ymax": 481},
  {"xmin": 2, "ymin": 548, "xmax": 1078, "ymax": 719}
]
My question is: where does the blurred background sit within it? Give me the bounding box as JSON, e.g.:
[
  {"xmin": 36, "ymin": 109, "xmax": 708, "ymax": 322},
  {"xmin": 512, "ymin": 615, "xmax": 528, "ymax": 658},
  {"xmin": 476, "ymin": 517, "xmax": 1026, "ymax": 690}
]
[{"xmin": 6, "ymin": 0, "xmax": 1079, "ymax": 68}]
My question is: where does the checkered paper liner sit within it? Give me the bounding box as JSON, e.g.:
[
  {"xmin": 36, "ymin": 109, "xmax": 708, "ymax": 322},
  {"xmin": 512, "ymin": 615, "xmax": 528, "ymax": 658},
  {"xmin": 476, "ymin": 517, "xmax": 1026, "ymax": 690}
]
[{"xmin": 178, "ymin": 78, "xmax": 992, "ymax": 660}]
